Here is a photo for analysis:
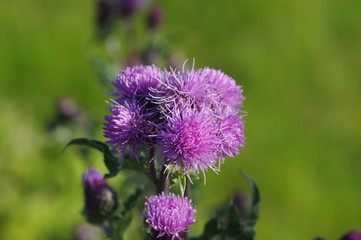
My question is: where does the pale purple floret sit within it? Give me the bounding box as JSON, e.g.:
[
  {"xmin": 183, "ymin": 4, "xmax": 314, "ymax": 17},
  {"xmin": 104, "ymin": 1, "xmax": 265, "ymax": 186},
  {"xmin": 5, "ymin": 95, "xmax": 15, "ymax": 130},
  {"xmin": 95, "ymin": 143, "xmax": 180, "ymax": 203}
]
[
  {"xmin": 157, "ymin": 108, "xmax": 221, "ymax": 174},
  {"xmin": 218, "ymin": 115, "xmax": 246, "ymax": 159},
  {"xmin": 112, "ymin": 65, "xmax": 163, "ymax": 105},
  {"xmin": 152, "ymin": 68, "xmax": 212, "ymax": 112},
  {"xmin": 104, "ymin": 101, "xmax": 151, "ymax": 159},
  {"xmin": 199, "ymin": 67, "xmax": 245, "ymax": 115},
  {"xmin": 143, "ymin": 192, "xmax": 197, "ymax": 240}
]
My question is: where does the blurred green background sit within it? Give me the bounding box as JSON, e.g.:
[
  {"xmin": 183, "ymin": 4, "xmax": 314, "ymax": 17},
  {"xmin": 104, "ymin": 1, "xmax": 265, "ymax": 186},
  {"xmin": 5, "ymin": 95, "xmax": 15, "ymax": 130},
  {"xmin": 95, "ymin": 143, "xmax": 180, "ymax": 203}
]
[{"xmin": 1, "ymin": 0, "xmax": 361, "ymax": 239}]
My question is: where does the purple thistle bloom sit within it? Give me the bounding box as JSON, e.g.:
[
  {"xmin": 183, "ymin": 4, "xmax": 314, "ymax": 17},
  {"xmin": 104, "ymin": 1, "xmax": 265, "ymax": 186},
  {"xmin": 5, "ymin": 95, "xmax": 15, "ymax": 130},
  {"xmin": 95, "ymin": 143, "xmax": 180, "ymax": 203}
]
[
  {"xmin": 112, "ymin": 65, "xmax": 163, "ymax": 105},
  {"xmin": 143, "ymin": 192, "xmax": 197, "ymax": 240},
  {"xmin": 340, "ymin": 230, "xmax": 361, "ymax": 240},
  {"xmin": 218, "ymin": 115, "xmax": 246, "ymax": 159},
  {"xmin": 199, "ymin": 67, "xmax": 245, "ymax": 114},
  {"xmin": 82, "ymin": 169, "xmax": 117, "ymax": 224},
  {"xmin": 104, "ymin": 101, "xmax": 152, "ymax": 159},
  {"xmin": 157, "ymin": 107, "xmax": 220, "ymax": 174}
]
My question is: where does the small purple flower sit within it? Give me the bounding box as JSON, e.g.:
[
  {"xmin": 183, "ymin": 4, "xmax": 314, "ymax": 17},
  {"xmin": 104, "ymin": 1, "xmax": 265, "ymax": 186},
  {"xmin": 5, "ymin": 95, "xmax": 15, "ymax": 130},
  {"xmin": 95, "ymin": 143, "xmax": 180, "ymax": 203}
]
[
  {"xmin": 82, "ymin": 169, "xmax": 117, "ymax": 224},
  {"xmin": 143, "ymin": 192, "xmax": 197, "ymax": 240},
  {"xmin": 200, "ymin": 67, "xmax": 245, "ymax": 114},
  {"xmin": 104, "ymin": 101, "xmax": 152, "ymax": 159},
  {"xmin": 218, "ymin": 115, "xmax": 246, "ymax": 159},
  {"xmin": 157, "ymin": 107, "xmax": 220, "ymax": 174},
  {"xmin": 340, "ymin": 230, "xmax": 361, "ymax": 240},
  {"xmin": 112, "ymin": 65, "xmax": 163, "ymax": 105}
]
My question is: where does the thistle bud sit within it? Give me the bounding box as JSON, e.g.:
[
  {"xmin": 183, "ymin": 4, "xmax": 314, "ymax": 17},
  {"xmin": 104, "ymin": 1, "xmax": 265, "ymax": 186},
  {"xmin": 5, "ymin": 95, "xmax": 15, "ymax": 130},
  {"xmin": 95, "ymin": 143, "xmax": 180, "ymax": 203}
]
[
  {"xmin": 147, "ymin": 6, "xmax": 164, "ymax": 30},
  {"xmin": 116, "ymin": 0, "xmax": 147, "ymax": 18},
  {"xmin": 340, "ymin": 230, "xmax": 361, "ymax": 240},
  {"xmin": 232, "ymin": 192, "xmax": 249, "ymax": 218},
  {"xmin": 82, "ymin": 169, "xmax": 118, "ymax": 224},
  {"xmin": 57, "ymin": 97, "xmax": 80, "ymax": 123}
]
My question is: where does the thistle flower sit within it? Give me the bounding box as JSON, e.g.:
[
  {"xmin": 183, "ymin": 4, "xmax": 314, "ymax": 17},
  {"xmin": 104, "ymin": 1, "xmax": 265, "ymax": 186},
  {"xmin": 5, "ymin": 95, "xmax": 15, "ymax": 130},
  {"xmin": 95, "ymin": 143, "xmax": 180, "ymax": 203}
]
[
  {"xmin": 143, "ymin": 192, "xmax": 197, "ymax": 240},
  {"xmin": 104, "ymin": 101, "xmax": 152, "ymax": 159},
  {"xmin": 112, "ymin": 65, "xmax": 163, "ymax": 105},
  {"xmin": 82, "ymin": 169, "xmax": 118, "ymax": 224},
  {"xmin": 157, "ymin": 107, "xmax": 220, "ymax": 174}
]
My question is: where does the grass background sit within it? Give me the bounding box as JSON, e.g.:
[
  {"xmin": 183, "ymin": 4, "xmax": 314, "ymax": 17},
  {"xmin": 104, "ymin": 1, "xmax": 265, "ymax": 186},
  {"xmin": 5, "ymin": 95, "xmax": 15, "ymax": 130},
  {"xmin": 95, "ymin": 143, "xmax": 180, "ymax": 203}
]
[{"xmin": 1, "ymin": 0, "xmax": 361, "ymax": 239}]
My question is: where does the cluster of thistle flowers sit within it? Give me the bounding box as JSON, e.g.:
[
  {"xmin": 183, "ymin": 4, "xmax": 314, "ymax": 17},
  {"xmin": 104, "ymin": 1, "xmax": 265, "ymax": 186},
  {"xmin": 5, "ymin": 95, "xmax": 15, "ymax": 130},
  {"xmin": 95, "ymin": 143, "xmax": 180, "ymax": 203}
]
[
  {"xmin": 82, "ymin": 63, "xmax": 246, "ymax": 239},
  {"xmin": 105, "ymin": 64, "xmax": 246, "ymax": 174}
]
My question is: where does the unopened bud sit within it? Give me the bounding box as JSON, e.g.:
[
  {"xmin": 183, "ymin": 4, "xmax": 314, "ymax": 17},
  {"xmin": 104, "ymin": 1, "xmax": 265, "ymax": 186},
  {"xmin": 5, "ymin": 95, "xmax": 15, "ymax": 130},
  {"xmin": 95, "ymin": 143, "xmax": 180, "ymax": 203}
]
[
  {"xmin": 232, "ymin": 192, "xmax": 249, "ymax": 218},
  {"xmin": 147, "ymin": 6, "xmax": 164, "ymax": 30},
  {"xmin": 57, "ymin": 97, "xmax": 80, "ymax": 122},
  {"xmin": 82, "ymin": 169, "xmax": 118, "ymax": 224},
  {"xmin": 340, "ymin": 230, "xmax": 361, "ymax": 240},
  {"xmin": 97, "ymin": 0, "xmax": 113, "ymax": 28},
  {"xmin": 116, "ymin": 0, "xmax": 147, "ymax": 18}
]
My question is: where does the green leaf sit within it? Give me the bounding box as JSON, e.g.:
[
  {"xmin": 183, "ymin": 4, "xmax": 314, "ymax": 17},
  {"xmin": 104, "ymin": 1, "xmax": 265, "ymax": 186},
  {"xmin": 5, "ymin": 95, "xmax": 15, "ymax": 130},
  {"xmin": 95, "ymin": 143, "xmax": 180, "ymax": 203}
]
[
  {"xmin": 225, "ymin": 205, "xmax": 242, "ymax": 237},
  {"xmin": 111, "ymin": 187, "xmax": 143, "ymax": 240},
  {"xmin": 242, "ymin": 172, "xmax": 260, "ymax": 227},
  {"xmin": 64, "ymin": 138, "xmax": 121, "ymax": 178},
  {"xmin": 198, "ymin": 172, "xmax": 261, "ymax": 240},
  {"xmin": 122, "ymin": 187, "xmax": 143, "ymax": 215},
  {"xmin": 200, "ymin": 217, "xmax": 221, "ymax": 240}
]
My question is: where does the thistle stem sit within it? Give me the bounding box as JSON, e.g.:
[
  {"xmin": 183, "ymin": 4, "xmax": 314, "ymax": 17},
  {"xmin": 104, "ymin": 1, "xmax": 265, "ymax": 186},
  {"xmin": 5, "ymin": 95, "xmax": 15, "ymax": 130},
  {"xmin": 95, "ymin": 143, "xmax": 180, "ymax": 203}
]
[
  {"xmin": 149, "ymin": 148, "xmax": 159, "ymax": 188},
  {"xmin": 184, "ymin": 178, "xmax": 191, "ymax": 198},
  {"xmin": 158, "ymin": 164, "xmax": 169, "ymax": 194}
]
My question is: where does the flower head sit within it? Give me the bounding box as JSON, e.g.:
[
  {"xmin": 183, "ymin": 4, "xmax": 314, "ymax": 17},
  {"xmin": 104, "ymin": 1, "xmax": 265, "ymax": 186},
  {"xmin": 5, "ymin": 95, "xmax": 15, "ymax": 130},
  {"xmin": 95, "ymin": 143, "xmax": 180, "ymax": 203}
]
[
  {"xmin": 82, "ymin": 169, "xmax": 118, "ymax": 224},
  {"xmin": 112, "ymin": 65, "xmax": 163, "ymax": 105},
  {"xmin": 104, "ymin": 101, "xmax": 152, "ymax": 159},
  {"xmin": 143, "ymin": 192, "xmax": 197, "ymax": 240},
  {"xmin": 157, "ymin": 107, "xmax": 220, "ymax": 174}
]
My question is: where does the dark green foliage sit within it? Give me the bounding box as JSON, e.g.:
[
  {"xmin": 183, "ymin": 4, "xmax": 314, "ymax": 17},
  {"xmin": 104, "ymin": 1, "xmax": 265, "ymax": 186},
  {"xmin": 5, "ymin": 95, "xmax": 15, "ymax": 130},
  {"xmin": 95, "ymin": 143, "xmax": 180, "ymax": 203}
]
[
  {"xmin": 65, "ymin": 138, "xmax": 122, "ymax": 178},
  {"xmin": 111, "ymin": 187, "xmax": 144, "ymax": 240},
  {"xmin": 65, "ymin": 138, "xmax": 149, "ymax": 179},
  {"xmin": 199, "ymin": 173, "xmax": 260, "ymax": 240}
]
